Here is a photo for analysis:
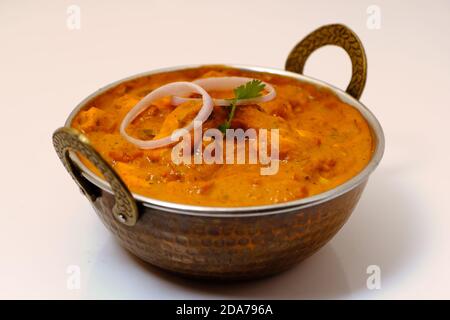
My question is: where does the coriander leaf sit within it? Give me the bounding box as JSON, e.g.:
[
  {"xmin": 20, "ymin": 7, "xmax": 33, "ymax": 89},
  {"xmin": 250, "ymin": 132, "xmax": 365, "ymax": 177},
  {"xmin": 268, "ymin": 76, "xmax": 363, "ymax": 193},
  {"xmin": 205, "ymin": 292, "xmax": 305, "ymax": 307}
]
[
  {"xmin": 234, "ymin": 79, "xmax": 265, "ymax": 100},
  {"xmin": 218, "ymin": 80, "xmax": 265, "ymax": 132}
]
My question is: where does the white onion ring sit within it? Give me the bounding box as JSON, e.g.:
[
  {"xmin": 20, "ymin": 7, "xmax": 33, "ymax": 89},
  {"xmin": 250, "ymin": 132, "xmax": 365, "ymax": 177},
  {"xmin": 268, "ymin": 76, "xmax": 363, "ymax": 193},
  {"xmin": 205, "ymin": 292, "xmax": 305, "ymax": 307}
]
[
  {"xmin": 120, "ymin": 82, "xmax": 213, "ymax": 149},
  {"xmin": 171, "ymin": 77, "xmax": 276, "ymax": 106}
]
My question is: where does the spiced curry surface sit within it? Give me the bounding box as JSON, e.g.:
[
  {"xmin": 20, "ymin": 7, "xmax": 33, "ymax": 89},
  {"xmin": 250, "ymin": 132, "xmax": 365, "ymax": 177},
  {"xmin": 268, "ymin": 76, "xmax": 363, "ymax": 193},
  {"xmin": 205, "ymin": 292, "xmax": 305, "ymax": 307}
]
[{"xmin": 72, "ymin": 66, "xmax": 373, "ymax": 207}]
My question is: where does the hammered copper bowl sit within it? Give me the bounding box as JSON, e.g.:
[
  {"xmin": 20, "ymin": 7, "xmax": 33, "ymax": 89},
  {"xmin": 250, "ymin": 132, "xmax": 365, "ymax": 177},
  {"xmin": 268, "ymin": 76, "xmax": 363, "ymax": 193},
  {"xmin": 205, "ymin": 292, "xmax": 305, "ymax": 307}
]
[{"xmin": 53, "ymin": 24, "xmax": 384, "ymax": 280}]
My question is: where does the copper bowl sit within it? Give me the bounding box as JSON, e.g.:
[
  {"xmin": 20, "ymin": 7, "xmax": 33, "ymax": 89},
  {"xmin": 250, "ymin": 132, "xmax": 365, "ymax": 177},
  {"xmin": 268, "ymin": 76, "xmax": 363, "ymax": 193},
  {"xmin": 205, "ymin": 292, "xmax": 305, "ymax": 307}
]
[{"xmin": 53, "ymin": 24, "xmax": 384, "ymax": 280}]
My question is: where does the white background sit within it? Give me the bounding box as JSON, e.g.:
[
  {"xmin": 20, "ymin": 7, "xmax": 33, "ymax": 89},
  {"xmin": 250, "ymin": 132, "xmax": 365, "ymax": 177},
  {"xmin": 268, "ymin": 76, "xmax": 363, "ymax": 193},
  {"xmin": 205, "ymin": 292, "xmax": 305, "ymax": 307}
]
[{"xmin": 1, "ymin": 0, "xmax": 449, "ymax": 299}]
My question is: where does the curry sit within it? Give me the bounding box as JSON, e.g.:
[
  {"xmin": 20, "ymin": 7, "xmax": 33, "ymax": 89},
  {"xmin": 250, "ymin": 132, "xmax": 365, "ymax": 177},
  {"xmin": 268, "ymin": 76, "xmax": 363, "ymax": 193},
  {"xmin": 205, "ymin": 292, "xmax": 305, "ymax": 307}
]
[{"xmin": 71, "ymin": 66, "xmax": 374, "ymax": 207}]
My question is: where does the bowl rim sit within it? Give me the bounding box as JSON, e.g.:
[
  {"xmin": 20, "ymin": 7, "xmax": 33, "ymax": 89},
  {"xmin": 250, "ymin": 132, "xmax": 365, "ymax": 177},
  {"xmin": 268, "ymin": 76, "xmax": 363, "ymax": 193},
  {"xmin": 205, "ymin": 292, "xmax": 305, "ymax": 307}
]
[{"xmin": 65, "ymin": 63, "xmax": 385, "ymax": 217}]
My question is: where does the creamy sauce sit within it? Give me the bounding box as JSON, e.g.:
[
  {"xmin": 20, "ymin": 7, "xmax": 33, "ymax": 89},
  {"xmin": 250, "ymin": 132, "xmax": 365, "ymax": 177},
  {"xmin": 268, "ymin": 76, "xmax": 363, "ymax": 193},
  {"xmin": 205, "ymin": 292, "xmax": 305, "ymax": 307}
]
[{"xmin": 72, "ymin": 66, "xmax": 374, "ymax": 206}]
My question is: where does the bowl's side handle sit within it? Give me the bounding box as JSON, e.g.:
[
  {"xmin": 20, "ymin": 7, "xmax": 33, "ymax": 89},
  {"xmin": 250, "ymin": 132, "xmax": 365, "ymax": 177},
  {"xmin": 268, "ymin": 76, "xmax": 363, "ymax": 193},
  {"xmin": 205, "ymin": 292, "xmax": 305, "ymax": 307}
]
[
  {"xmin": 52, "ymin": 127, "xmax": 139, "ymax": 226},
  {"xmin": 285, "ymin": 24, "xmax": 367, "ymax": 100}
]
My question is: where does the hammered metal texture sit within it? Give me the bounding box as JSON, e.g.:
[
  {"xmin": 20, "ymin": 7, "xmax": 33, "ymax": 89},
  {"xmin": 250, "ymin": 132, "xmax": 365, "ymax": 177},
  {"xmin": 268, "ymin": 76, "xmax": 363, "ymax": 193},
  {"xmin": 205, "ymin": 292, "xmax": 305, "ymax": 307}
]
[
  {"xmin": 53, "ymin": 127, "xmax": 139, "ymax": 226},
  {"xmin": 90, "ymin": 181, "xmax": 366, "ymax": 280},
  {"xmin": 285, "ymin": 24, "xmax": 367, "ymax": 100}
]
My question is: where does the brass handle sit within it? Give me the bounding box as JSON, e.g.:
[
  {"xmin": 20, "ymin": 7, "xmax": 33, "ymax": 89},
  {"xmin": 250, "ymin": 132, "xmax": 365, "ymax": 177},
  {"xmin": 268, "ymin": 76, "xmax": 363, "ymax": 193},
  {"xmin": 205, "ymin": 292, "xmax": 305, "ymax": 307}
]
[
  {"xmin": 285, "ymin": 24, "xmax": 367, "ymax": 100},
  {"xmin": 53, "ymin": 127, "xmax": 139, "ymax": 226}
]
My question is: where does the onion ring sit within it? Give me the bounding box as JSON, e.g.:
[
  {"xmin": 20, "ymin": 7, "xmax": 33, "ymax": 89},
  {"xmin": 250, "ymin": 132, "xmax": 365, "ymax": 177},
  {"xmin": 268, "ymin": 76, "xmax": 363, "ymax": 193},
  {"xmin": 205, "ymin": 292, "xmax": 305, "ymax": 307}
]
[
  {"xmin": 171, "ymin": 76, "xmax": 276, "ymax": 106},
  {"xmin": 120, "ymin": 82, "xmax": 213, "ymax": 149}
]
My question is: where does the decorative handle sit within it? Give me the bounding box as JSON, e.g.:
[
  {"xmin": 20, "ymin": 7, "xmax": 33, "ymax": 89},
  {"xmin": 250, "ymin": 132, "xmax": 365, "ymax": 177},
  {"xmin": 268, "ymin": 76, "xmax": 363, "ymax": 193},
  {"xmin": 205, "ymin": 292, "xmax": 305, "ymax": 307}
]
[
  {"xmin": 285, "ymin": 24, "xmax": 367, "ymax": 100},
  {"xmin": 53, "ymin": 127, "xmax": 139, "ymax": 226}
]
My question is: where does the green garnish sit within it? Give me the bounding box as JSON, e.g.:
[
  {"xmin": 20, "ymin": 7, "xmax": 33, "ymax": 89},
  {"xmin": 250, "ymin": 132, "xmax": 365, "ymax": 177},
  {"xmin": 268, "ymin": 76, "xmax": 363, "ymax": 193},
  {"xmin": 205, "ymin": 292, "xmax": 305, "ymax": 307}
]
[{"xmin": 218, "ymin": 79, "xmax": 265, "ymax": 133}]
